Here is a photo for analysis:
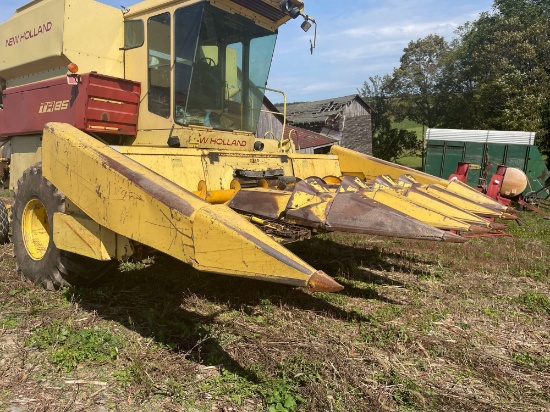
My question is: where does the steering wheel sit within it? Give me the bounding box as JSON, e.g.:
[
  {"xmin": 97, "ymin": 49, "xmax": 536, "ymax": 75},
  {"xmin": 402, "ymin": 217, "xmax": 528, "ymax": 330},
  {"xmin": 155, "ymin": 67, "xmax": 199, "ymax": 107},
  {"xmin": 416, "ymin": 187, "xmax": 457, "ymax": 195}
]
[{"xmin": 199, "ymin": 57, "xmax": 216, "ymax": 67}]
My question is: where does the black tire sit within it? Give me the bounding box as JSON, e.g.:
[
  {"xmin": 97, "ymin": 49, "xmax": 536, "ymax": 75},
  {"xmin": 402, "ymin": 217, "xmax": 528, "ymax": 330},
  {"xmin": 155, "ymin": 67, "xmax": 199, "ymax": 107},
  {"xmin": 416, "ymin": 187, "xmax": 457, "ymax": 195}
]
[
  {"xmin": 0, "ymin": 201, "xmax": 9, "ymax": 244},
  {"xmin": 12, "ymin": 163, "xmax": 117, "ymax": 290}
]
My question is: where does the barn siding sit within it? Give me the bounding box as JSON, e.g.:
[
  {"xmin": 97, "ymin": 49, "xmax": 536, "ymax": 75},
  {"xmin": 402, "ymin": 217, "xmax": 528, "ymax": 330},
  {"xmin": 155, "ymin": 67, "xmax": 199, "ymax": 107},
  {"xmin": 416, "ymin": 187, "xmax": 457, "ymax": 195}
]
[
  {"xmin": 339, "ymin": 115, "xmax": 372, "ymax": 155},
  {"xmin": 342, "ymin": 101, "xmax": 370, "ymax": 118}
]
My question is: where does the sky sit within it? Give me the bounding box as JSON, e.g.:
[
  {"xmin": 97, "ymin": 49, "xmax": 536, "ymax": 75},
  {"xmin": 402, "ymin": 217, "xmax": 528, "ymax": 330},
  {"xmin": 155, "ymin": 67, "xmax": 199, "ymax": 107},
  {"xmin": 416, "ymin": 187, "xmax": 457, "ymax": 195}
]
[{"xmin": 0, "ymin": 0, "xmax": 494, "ymax": 103}]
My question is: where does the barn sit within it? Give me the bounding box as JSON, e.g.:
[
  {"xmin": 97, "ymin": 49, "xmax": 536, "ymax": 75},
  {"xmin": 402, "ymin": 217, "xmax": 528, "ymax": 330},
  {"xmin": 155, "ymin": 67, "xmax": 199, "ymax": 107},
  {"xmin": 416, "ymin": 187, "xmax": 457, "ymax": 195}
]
[
  {"xmin": 282, "ymin": 95, "xmax": 373, "ymax": 155},
  {"xmin": 256, "ymin": 94, "xmax": 372, "ymax": 155}
]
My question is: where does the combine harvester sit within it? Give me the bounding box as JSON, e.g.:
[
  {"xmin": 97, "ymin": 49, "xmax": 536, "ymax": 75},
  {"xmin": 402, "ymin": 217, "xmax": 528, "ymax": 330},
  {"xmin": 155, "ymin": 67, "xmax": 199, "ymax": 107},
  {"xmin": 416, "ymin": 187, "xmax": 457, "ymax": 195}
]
[{"xmin": 0, "ymin": 0, "xmax": 511, "ymax": 293}]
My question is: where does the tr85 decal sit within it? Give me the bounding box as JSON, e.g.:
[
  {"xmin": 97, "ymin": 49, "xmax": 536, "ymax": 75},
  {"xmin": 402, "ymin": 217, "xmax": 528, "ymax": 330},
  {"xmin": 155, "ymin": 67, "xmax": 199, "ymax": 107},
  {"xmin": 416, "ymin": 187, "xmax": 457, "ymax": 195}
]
[{"xmin": 39, "ymin": 100, "xmax": 69, "ymax": 113}]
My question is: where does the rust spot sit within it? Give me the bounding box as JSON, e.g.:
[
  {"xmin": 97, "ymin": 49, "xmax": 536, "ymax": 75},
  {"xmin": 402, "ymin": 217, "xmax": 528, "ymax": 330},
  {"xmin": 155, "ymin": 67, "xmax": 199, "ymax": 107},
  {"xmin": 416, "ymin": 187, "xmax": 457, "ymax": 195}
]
[
  {"xmin": 227, "ymin": 188, "xmax": 290, "ymax": 219},
  {"xmin": 307, "ymin": 270, "xmax": 344, "ymax": 292}
]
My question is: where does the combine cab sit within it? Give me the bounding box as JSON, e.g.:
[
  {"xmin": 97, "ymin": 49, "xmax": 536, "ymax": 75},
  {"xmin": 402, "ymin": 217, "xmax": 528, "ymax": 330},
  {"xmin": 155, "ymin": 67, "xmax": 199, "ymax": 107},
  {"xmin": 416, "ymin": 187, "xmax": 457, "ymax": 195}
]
[{"xmin": 0, "ymin": 0, "xmax": 511, "ymax": 293}]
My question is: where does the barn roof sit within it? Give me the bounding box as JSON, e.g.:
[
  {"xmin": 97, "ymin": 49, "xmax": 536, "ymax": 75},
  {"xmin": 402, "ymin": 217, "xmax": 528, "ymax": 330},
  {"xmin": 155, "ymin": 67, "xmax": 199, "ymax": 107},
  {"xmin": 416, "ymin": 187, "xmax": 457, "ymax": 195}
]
[
  {"xmin": 284, "ymin": 125, "xmax": 338, "ymax": 150},
  {"xmin": 282, "ymin": 95, "xmax": 371, "ymax": 125}
]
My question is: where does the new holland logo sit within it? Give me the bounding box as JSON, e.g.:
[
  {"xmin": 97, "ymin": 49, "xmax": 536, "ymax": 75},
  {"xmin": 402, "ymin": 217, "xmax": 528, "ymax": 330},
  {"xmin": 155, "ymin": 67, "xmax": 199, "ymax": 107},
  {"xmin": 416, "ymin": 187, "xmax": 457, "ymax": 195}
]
[{"xmin": 39, "ymin": 100, "xmax": 69, "ymax": 113}]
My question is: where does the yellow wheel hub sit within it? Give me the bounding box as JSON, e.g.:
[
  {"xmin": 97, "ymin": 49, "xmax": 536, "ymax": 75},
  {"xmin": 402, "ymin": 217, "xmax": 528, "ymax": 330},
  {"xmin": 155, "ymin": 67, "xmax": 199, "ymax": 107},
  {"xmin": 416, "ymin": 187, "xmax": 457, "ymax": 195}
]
[{"xmin": 21, "ymin": 198, "xmax": 50, "ymax": 261}]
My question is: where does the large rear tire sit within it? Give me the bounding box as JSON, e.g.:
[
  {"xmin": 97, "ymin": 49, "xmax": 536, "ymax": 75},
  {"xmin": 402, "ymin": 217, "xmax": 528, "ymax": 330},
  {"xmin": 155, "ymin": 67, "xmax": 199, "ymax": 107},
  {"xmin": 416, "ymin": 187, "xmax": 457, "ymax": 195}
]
[{"xmin": 12, "ymin": 163, "xmax": 117, "ymax": 290}]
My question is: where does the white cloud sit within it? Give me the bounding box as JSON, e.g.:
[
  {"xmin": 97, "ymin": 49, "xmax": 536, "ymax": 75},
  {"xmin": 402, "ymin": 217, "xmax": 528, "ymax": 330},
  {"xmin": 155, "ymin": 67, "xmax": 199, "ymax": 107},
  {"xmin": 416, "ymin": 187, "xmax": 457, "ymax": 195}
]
[
  {"xmin": 0, "ymin": 0, "xmax": 492, "ymax": 103},
  {"xmin": 270, "ymin": 0, "xmax": 492, "ymax": 102}
]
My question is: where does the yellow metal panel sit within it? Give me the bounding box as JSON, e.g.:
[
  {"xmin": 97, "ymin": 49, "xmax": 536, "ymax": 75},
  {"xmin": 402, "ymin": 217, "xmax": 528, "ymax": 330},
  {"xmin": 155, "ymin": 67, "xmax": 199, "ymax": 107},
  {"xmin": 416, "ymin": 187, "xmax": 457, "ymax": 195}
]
[
  {"xmin": 125, "ymin": 0, "xmax": 302, "ymax": 26},
  {"xmin": 401, "ymin": 189, "xmax": 491, "ymax": 227},
  {"xmin": 193, "ymin": 205, "xmax": 312, "ymax": 285},
  {"xmin": 63, "ymin": 0, "xmax": 123, "ymax": 78},
  {"xmin": 9, "ymin": 136, "xmax": 42, "ymax": 191},
  {"xmin": 130, "ymin": 125, "xmax": 256, "ymax": 151},
  {"xmin": 119, "ymin": 148, "xmax": 207, "ymax": 192},
  {"xmin": 0, "ymin": 0, "xmax": 65, "ymax": 81},
  {"xmin": 367, "ymin": 188, "xmax": 471, "ymax": 231},
  {"xmin": 331, "ymin": 146, "xmax": 448, "ymax": 185},
  {"xmin": 416, "ymin": 185, "xmax": 502, "ymax": 217},
  {"xmin": 290, "ymin": 154, "xmax": 341, "ymax": 181},
  {"xmin": 124, "ymin": 0, "xmax": 203, "ymax": 19},
  {"xmin": 445, "ymin": 180, "xmax": 509, "ymax": 213},
  {"xmin": 53, "ymin": 213, "xmax": 112, "ymax": 260},
  {"xmin": 0, "ymin": 0, "xmax": 123, "ymax": 85},
  {"xmin": 42, "ymin": 123, "xmax": 201, "ymax": 264},
  {"xmin": 118, "ymin": 146, "xmax": 297, "ymax": 192}
]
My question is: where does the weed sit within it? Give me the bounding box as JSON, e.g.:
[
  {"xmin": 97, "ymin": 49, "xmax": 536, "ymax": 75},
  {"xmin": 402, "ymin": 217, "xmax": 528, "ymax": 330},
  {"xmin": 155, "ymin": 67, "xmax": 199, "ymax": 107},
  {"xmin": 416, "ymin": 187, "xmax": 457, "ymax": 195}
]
[
  {"xmin": 481, "ymin": 306, "xmax": 500, "ymax": 319},
  {"xmin": 416, "ymin": 263, "xmax": 444, "ymax": 280},
  {"xmin": 513, "ymin": 290, "xmax": 550, "ymax": 314},
  {"xmin": 1, "ymin": 209, "xmax": 550, "ymax": 410},
  {"xmin": 374, "ymin": 370, "xmax": 423, "ymax": 408},
  {"xmin": 264, "ymin": 379, "xmax": 304, "ymax": 412},
  {"xmin": 62, "ymin": 286, "xmax": 120, "ymax": 306},
  {"xmin": 8, "ymin": 287, "xmax": 27, "ymax": 296},
  {"xmin": 457, "ymin": 321, "xmax": 470, "ymax": 330},
  {"xmin": 279, "ymin": 352, "xmax": 322, "ymax": 386},
  {"xmin": 362, "ymin": 324, "xmax": 411, "ymax": 348},
  {"xmin": 507, "ymin": 213, "xmax": 550, "ymax": 241},
  {"xmin": 197, "ymin": 355, "xmax": 312, "ymax": 410},
  {"xmin": 415, "ymin": 307, "xmax": 450, "ymax": 332},
  {"xmin": 335, "ymin": 260, "xmax": 362, "ymax": 279},
  {"xmin": 316, "ymin": 292, "xmax": 348, "ymax": 306},
  {"xmin": 201, "ymin": 368, "xmax": 259, "ymax": 405},
  {"xmin": 518, "ymin": 266, "xmax": 549, "ymax": 282},
  {"xmin": 370, "ymin": 305, "xmax": 403, "ymax": 323},
  {"xmin": 512, "ymin": 352, "xmax": 550, "ymax": 372},
  {"xmin": 260, "ymin": 298, "xmax": 274, "ymax": 312},
  {"xmin": 0, "ymin": 314, "xmax": 19, "ymax": 329},
  {"xmin": 119, "ymin": 257, "xmax": 155, "ymax": 272},
  {"xmin": 113, "ymin": 360, "xmax": 155, "ymax": 399},
  {"xmin": 26, "ymin": 323, "xmax": 123, "ymax": 371}
]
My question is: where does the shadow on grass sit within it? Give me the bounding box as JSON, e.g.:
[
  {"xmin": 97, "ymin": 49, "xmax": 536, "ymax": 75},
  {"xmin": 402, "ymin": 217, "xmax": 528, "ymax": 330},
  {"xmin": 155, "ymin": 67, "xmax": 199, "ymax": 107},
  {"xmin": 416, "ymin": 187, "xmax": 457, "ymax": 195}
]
[
  {"xmin": 68, "ymin": 237, "xmax": 415, "ymax": 382},
  {"xmin": 287, "ymin": 237, "xmax": 439, "ymax": 280}
]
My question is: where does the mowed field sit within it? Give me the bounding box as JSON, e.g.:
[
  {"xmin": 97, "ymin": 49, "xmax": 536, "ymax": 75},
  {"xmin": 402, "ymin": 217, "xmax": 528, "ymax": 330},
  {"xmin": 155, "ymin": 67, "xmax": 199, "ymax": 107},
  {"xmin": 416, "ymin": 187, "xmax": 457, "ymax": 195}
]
[
  {"xmin": 0, "ymin": 211, "xmax": 549, "ymax": 411},
  {"xmin": 393, "ymin": 119, "xmax": 424, "ymax": 169}
]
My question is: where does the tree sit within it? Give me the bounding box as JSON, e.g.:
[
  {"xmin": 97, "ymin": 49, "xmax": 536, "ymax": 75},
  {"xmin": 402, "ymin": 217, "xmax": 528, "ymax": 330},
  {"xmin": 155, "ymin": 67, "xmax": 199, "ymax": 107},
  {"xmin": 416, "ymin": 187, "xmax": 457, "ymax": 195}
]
[
  {"xmin": 391, "ymin": 35, "xmax": 451, "ymax": 128},
  {"xmin": 360, "ymin": 0, "xmax": 550, "ymax": 164},
  {"xmin": 444, "ymin": 0, "xmax": 550, "ymax": 159},
  {"xmin": 359, "ymin": 76, "xmax": 418, "ymax": 161}
]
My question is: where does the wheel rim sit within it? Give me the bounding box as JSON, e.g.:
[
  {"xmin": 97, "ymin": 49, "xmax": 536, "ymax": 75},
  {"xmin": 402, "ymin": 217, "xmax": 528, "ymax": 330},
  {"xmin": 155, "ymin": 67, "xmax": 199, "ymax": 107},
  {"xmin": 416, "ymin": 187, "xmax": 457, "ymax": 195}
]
[{"xmin": 21, "ymin": 198, "xmax": 50, "ymax": 261}]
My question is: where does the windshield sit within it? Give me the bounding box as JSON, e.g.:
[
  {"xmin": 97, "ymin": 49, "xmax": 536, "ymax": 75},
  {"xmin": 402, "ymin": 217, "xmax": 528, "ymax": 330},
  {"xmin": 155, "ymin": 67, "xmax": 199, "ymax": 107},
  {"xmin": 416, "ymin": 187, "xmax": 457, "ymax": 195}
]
[{"xmin": 174, "ymin": 3, "xmax": 277, "ymax": 133}]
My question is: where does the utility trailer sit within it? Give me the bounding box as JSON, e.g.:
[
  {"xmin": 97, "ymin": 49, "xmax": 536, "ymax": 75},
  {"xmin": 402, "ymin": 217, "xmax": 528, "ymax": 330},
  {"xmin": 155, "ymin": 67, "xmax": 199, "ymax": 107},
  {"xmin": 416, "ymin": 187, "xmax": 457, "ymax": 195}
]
[
  {"xmin": 424, "ymin": 128, "xmax": 549, "ymax": 199},
  {"xmin": 0, "ymin": 0, "xmax": 512, "ymax": 294}
]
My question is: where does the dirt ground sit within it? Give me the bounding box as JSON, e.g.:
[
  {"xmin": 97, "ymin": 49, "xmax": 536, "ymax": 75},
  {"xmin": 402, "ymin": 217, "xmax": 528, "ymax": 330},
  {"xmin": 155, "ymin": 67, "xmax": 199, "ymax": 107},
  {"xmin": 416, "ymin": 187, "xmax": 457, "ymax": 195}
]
[{"xmin": 0, "ymin": 211, "xmax": 549, "ymax": 411}]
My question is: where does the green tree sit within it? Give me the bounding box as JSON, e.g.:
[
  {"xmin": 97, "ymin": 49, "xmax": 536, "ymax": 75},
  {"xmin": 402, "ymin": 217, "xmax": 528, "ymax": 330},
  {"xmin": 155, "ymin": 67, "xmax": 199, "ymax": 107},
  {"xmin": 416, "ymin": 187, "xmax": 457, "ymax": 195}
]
[
  {"xmin": 391, "ymin": 35, "xmax": 451, "ymax": 128},
  {"xmin": 359, "ymin": 76, "xmax": 418, "ymax": 161},
  {"xmin": 446, "ymin": 1, "xmax": 550, "ymax": 157}
]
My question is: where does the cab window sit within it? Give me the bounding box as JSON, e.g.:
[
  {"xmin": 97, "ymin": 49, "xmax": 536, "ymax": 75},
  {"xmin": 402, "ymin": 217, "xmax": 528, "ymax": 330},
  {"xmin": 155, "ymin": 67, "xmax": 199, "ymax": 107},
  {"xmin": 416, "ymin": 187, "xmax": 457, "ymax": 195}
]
[{"xmin": 147, "ymin": 13, "xmax": 171, "ymax": 118}]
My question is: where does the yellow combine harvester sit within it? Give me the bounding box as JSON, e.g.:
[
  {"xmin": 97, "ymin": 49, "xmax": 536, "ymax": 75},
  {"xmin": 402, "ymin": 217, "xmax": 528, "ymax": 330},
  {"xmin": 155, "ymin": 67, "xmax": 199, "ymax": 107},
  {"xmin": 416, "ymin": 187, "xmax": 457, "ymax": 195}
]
[{"xmin": 0, "ymin": 0, "xmax": 511, "ymax": 293}]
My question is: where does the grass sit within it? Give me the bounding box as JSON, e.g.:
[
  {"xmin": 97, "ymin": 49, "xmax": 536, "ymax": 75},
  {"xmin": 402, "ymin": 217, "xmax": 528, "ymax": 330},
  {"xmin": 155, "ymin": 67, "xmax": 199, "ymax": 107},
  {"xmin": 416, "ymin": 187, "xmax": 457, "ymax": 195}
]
[
  {"xmin": 392, "ymin": 118, "xmax": 424, "ymax": 169},
  {"xmin": 0, "ymin": 210, "xmax": 549, "ymax": 411},
  {"xmin": 393, "ymin": 118, "xmax": 425, "ymax": 140},
  {"xmin": 26, "ymin": 323, "xmax": 123, "ymax": 372},
  {"xmin": 395, "ymin": 155, "xmax": 422, "ymax": 169}
]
